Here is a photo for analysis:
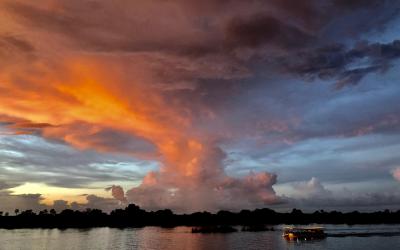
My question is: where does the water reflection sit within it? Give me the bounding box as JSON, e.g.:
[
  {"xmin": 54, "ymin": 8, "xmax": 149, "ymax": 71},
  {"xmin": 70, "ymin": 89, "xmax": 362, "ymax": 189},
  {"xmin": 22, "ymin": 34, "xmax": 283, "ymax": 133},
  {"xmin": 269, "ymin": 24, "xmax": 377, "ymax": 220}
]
[{"xmin": 0, "ymin": 225, "xmax": 399, "ymax": 250}]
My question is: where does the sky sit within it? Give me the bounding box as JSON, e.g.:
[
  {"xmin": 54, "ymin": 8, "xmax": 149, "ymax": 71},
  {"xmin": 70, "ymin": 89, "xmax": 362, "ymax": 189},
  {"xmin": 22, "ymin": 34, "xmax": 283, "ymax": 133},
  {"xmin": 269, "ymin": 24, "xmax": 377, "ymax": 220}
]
[{"xmin": 0, "ymin": 0, "xmax": 400, "ymax": 213}]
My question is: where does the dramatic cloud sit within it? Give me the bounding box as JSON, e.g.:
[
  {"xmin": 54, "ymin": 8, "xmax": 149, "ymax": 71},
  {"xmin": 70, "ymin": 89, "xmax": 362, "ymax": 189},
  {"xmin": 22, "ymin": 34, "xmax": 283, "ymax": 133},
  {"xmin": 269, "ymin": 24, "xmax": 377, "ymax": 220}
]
[
  {"xmin": 0, "ymin": 34, "xmax": 278, "ymax": 211},
  {"xmin": 0, "ymin": 0, "xmax": 400, "ymax": 212},
  {"xmin": 121, "ymin": 138, "xmax": 279, "ymax": 212},
  {"xmin": 224, "ymin": 14, "xmax": 313, "ymax": 49},
  {"xmin": 0, "ymin": 35, "xmax": 35, "ymax": 53},
  {"xmin": 126, "ymin": 171, "xmax": 279, "ymax": 212},
  {"xmin": 282, "ymin": 40, "xmax": 400, "ymax": 88}
]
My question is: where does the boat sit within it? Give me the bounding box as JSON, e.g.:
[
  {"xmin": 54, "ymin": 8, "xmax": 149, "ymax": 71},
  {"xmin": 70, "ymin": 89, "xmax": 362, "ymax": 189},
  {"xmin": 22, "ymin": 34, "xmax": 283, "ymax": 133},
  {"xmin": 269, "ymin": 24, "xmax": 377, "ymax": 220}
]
[{"xmin": 283, "ymin": 227, "xmax": 326, "ymax": 240}]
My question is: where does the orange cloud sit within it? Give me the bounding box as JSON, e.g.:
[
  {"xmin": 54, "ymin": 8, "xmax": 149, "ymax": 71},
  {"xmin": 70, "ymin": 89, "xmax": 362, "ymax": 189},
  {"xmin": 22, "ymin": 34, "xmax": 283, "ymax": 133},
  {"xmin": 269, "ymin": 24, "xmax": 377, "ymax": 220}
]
[{"xmin": 0, "ymin": 55, "xmax": 279, "ymax": 211}]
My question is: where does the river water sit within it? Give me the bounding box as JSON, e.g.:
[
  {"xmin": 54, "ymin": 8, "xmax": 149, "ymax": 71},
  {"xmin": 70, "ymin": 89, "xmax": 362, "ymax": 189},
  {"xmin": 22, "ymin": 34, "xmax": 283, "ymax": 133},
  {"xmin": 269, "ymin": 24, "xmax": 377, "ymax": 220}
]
[{"xmin": 0, "ymin": 224, "xmax": 399, "ymax": 250}]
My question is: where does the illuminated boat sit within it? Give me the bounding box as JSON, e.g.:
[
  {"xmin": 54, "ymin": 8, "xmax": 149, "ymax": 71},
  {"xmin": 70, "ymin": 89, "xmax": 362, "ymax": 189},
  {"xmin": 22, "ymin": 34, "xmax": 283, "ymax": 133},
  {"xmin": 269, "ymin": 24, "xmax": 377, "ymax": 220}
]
[{"xmin": 283, "ymin": 227, "xmax": 326, "ymax": 240}]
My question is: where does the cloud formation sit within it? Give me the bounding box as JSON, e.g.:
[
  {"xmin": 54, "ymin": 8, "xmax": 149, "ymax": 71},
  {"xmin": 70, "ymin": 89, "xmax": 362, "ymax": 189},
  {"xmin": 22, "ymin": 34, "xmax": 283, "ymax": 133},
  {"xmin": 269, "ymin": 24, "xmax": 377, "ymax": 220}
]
[
  {"xmin": 283, "ymin": 177, "xmax": 400, "ymax": 211},
  {"xmin": 282, "ymin": 40, "xmax": 400, "ymax": 88},
  {"xmin": 392, "ymin": 168, "xmax": 400, "ymax": 182},
  {"xmin": 126, "ymin": 171, "xmax": 279, "ymax": 212},
  {"xmin": 0, "ymin": 133, "xmax": 151, "ymax": 190},
  {"xmin": 291, "ymin": 177, "xmax": 332, "ymax": 199},
  {"xmin": 105, "ymin": 185, "xmax": 127, "ymax": 204},
  {"xmin": 0, "ymin": 191, "xmax": 123, "ymax": 213},
  {"xmin": 0, "ymin": 0, "xmax": 400, "ymax": 212}
]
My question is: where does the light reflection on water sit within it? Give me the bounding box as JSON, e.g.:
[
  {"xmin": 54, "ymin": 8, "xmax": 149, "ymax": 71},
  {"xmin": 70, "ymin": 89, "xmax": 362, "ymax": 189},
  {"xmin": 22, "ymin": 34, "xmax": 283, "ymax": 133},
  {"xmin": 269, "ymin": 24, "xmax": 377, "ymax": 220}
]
[{"xmin": 0, "ymin": 225, "xmax": 399, "ymax": 250}]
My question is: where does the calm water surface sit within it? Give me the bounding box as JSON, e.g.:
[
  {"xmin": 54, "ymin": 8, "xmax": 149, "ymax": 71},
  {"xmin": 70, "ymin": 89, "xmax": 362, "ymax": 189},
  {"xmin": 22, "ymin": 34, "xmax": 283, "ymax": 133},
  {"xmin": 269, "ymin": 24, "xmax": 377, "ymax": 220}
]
[{"xmin": 1, "ymin": 225, "xmax": 399, "ymax": 250}]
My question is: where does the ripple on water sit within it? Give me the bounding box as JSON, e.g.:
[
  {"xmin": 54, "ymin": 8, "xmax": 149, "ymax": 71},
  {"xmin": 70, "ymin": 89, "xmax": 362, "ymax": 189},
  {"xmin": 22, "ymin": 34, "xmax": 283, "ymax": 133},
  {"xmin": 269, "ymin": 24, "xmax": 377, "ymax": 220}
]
[{"xmin": 0, "ymin": 225, "xmax": 399, "ymax": 250}]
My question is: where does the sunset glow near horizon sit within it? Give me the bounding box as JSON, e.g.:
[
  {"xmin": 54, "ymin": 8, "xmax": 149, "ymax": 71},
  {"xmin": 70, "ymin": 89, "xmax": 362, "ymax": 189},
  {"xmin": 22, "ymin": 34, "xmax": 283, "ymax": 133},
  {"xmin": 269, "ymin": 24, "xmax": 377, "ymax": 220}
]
[{"xmin": 1, "ymin": 0, "xmax": 400, "ymax": 213}]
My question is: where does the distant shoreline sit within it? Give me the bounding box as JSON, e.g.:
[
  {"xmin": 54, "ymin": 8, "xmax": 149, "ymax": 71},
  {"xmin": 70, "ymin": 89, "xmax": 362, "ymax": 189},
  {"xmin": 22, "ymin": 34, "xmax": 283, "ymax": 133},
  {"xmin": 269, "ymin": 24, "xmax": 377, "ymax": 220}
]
[
  {"xmin": 328, "ymin": 232, "xmax": 400, "ymax": 237},
  {"xmin": 1, "ymin": 204, "xmax": 400, "ymax": 229}
]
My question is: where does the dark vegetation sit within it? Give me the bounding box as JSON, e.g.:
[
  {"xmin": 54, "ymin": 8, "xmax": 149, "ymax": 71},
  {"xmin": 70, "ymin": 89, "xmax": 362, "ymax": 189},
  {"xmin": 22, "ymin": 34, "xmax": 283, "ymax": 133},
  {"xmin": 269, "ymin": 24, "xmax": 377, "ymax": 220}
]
[{"xmin": 1, "ymin": 205, "xmax": 400, "ymax": 229}]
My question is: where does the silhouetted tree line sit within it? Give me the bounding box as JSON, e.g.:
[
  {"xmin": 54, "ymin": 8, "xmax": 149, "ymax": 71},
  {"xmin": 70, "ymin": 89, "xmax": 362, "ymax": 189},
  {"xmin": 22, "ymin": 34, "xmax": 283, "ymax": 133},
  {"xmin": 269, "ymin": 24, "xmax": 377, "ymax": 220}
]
[{"xmin": 1, "ymin": 205, "xmax": 400, "ymax": 229}]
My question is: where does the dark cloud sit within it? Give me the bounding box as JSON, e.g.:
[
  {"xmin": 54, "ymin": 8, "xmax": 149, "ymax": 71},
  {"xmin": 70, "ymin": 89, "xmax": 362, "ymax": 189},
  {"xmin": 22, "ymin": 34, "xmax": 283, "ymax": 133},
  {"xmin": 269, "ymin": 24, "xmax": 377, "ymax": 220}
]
[
  {"xmin": 4, "ymin": 1, "xmax": 90, "ymax": 44},
  {"xmin": 0, "ymin": 34, "xmax": 36, "ymax": 67},
  {"xmin": 5, "ymin": 0, "xmax": 398, "ymax": 58},
  {"xmin": 332, "ymin": 0, "xmax": 381, "ymax": 9},
  {"xmin": 4, "ymin": 0, "xmax": 219, "ymax": 56},
  {"xmin": 0, "ymin": 181, "xmax": 18, "ymax": 190},
  {"xmin": 43, "ymin": 123, "xmax": 157, "ymax": 156},
  {"xmin": 1, "ymin": 0, "xmax": 400, "ymax": 213},
  {"xmin": 0, "ymin": 191, "xmax": 47, "ymax": 213},
  {"xmin": 224, "ymin": 14, "xmax": 313, "ymax": 49},
  {"xmin": 3, "ymin": 0, "xmax": 399, "ymax": 94},
  {"xmin": 282, "ymin": 40, "xmax": 400, "ymax": 88},
  {"xmin": 0, "ymin": 115, "xmax": 53, "ymax": 133},
  {"xmin": 0, "ymin": 35, "xmax": 35, "ymax": 53}
]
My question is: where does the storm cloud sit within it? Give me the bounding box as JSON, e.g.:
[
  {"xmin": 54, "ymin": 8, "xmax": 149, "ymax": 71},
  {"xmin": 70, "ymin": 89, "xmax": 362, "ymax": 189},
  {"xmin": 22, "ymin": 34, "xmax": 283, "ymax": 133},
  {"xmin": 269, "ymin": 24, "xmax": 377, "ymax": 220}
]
[{"xmin": 0, "ymin": 0, "xmax": 400, "ymax": 212}]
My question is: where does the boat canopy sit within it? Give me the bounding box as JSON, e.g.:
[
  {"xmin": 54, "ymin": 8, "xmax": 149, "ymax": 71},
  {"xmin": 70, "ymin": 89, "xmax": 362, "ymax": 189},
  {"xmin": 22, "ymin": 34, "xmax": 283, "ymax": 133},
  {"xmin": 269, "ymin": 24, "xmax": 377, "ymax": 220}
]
[{"xmin": 283, "ymin": 227, "xmax": 324, "ymax": 233}]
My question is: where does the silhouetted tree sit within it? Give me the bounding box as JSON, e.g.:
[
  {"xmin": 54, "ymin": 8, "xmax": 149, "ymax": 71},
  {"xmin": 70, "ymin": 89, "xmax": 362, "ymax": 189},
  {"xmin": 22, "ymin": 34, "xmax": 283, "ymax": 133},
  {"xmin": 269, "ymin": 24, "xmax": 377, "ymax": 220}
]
[
  {"xmin": 1, "ymin": 205, "xmax": 400, "ymax": 229},
  {"xmin": 39, "ymin": 209, "xmax": 49, "ymax": 216},
  {"xmin": 50, "ymin": 209, "xmax": 56, "ymax": 216}
]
